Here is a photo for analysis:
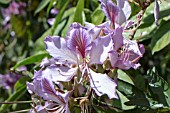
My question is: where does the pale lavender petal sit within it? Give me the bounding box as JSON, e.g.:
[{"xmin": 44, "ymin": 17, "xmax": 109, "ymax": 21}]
[
  {"xmin": 88, "ymin": 35, "xmax": 112, "ymax": 65},
  {"xmin": 109, "ymin": 50, "xmax": 119, "ymax": 68},
  {"xmin": 116, "ymin": 0, "xmax": 131, "ymax": 25},
  {"xmin": 50, "ymin": 8, "xmax": 59, "ymax": 15},
  {"xmin": 86, "ymin": 21, "xmax": 112, "ymax": 36},
  {"xmin": 85, "ymin": 22, "xmax": 102, "ymax": 40},
  {"xmin": 112, "ymin": 26, "xmax": 123, "ymax": 50},
  {"xmin": 154, "ymin": 0, "xmax": 159, "ymax": 26},
  {"xmin": 139, "ymin": 44, "xmax": 145, "ymax": 55},
  {"xmin": 98, "ymin": 21, "xmax": 112, "ymax": 34},
  {"xmin": 88, "ymin": 69, "xmax": 118, "ymax": 99},
  {"xmin": 26, "ymin": 82, "xmax": 34, "ymax": 94},
  {"xmin": 33, "ymin": 79, "xmax": 44, "ymax": 96},
  {"xmin": 47, "ymin": 18, "xmax": 55, "ymax": 26},
  {"xmin": 40, "ymin": 57, "xmax": 57, "ymax": 68},
  {"xmin": 45, "ymin": 36, "xmax": 77, "ymax": 64},
  {"xmin": 41, "ymin": 66, "xmax": 77, "ymax": 82},
  {"xmin": 17, "ymin": 66, "xmax": 27, "ymax": 71},
  {"xmin": 115, "ymin": 60, "xmax": 140, "ymax": 70},
  {"xmin": 99, "ymin": 0, "xmax": 119, "ymax": 24},
  {"xmin": 66, "ymin": 22, "xmax": 90, "ymax": 58}
]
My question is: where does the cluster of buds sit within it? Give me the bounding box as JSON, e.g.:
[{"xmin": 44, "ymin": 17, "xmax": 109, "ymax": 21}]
[{"xmin": 27, "ymin": 0, "xmax": 147, "ymax": 112}]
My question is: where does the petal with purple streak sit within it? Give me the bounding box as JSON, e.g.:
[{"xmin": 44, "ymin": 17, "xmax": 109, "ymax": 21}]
[
  {"xmin": 66, "ymin": 22, "xmax": 91, "ymax": 58},
  {"xmin": 99, "ymin": 0, "xmax": 119, "ymax": 24}
]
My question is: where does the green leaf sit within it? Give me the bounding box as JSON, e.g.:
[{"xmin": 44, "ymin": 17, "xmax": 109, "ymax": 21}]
[
  {"xmin": 117, "ymin": 70, "xmax": 134, "ymax": 85},
  {"xmin": 14, "ymin": 76, "xmax": 31, "ymax": 91},
  {"xmin": 0, "ymin": 86, "xmax": 26, "ymax": 112},
  {"xmin": 152, "ymin": 30, "xmax": 170, "ymax": 53},
  {"xmin": 51, "ymin": 0, "xmax": 70, "ymax": 34},
  {"xmin": 34, "ymin": 28, "xmax": 52, "ymax": 51},
  {"xmin": 34, "ymin": 0, "xmax": 51, "ymax": 15},
  {"xmin": 47, "ymin": 0, "xmax": 55, "ymax": 16},
  {"xmin": 73, "ymin": 0, "xmax": 84, "ymax": 24},
  {"xmin": 11, "ymin": 51, "xmax": 49, "ymax": 70},
  {"xmin": 61, "ymin": 8, "xmax": 76, "ymax": 37},
  {"xmin": 117, "ymin": 80, "xmax": 133, "ymax": 96},
  {"xmin": 0, "ymin": 0, "xmax": 11, "ymax": 4},
  {"xmin": 116, "ymin": 90, "xmax": 135, "ymax": 110},
  {"xmin": 91, "ymin": 7, "xmax": 105, "ymax": 25},
  {"xmin": 150, "ymin": 20, "xmax": 170, "ymax": 54},
  {"xmin": 125, "ymin": 98, "xmax": 150, "ymax": 107}
]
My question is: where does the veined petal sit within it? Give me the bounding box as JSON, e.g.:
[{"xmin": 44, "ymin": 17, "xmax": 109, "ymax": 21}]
[
  {"xmin": 88, "ymin": 35, "xmax": 112, "ymax": 65},
  {"xmin": 88, "ymin": 69, "xmax": 118, "ymax": 99},
  {"xmin": 41, "ymin": 76, "xmax": 71, "ymax": 113},
  {"xmin": 41, "ymin": 76, "xmax": 65, "ymax": 104},
  {"xmin": 99, "ymin": 0, "xmax": 119, "ymax": 24},
  {"xmin": 42, "ymin": 66, "xmax": 77, "ymax": 82},
  {"xmin": 116, "ymin": 0, "xmax": 131, "ymax": 25},
  {"xmin": 45, "ymin": 36, "xmax": 77, "ymax": 64},
  {"xmin": 123, "ymin": 39, "xmax": 143, "ymax": 57},
  {"xmin": 66, "ymin": 22, "xmax": 91, "ymax": 58}
]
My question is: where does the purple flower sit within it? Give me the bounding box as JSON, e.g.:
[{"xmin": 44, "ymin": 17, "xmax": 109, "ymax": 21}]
[
  {"xmin": 1, "ymin": 1, "xmax": 26, "ymax": 30},
  {"xmin": 0, "ymin": 72, "xmax": 21, "ymax": 90},
  {"xmin": 45, "ymin": 22, "xmax": 112, "ymax": 65},
  {"xmin": 99, "ymin": 0, "xmax": 131, "ymax": 26},
  {"xmin": 109, "ymin": 26, "xmax": 145, "ymax": 70},
  {"xmin": 99, "ymin": 0, "xmax": 119, "ymax": 25},
  {"xmin": 27, "ymin": 71, "xmax": 71, "ymax": 113},
  {"xmin": 44, "ymin": 22, "xmax": 118, "ymax": 99},
  {"xmin": 47, "ymin": 8, "xmax": 59, "ymax": 25}
]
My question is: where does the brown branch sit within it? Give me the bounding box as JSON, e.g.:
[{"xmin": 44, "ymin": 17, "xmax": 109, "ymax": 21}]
[{"xmin": 129, "ymin": 9, "xmax": 146, "ymax": 40}]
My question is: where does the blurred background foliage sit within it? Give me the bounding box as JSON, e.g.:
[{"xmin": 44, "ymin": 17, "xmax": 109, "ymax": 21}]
[{"xmin": 0, "ymin": 0, "xmax": 170, "ymax": 112}]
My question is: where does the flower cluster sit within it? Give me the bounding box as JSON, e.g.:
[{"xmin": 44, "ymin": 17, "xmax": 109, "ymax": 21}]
[
  {"xmin": 1, "ymin": 0, "xmax": 26, "ymax": 30},
  {"xmin": 27, "ymin": 0, "xmax": 145, "ymax": 112},
  {"xmin": 0, "ymin": 66, "xmax": 26, "ymax": 90}
]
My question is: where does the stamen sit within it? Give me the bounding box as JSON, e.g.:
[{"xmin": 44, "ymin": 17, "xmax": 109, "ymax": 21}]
[{"xmin": 131, "ymin": 56, "xmax": 141, "ymax": 63}]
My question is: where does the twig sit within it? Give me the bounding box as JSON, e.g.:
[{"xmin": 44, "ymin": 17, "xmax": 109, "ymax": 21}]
[
  {"xmin": 0, "ymin": 101, "xmax": 32, "ymax": 104},
  {"xmin": 129, "ymin": 9, "xmax": 146, "ymax": 40},
  {"xmin": 9, "ymin": 109, "xmax": 30, "ymax": 113}
]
